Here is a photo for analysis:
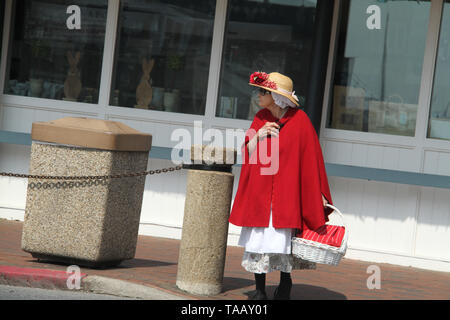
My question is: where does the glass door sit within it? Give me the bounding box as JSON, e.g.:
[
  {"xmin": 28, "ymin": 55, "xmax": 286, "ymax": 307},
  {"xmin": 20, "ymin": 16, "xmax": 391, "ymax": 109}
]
[
  {"xmin": 216, "ymin": 0, "xmax": 319, "ymax": 121},
  {"xmin": 327, "ymin": 0, "xmax": 431, "ymax": 137},
  {"xmin": 428, "ymin": 0, "xmax": 450, "ymax": 141},
  {"xmin": 0, "ymin": 0, "xmax": 5, "ymax": 67}
]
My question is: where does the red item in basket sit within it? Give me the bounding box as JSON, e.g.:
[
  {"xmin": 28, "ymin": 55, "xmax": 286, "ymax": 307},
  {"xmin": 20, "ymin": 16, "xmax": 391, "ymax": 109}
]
[{"xmin": 296, "ymin": 225, "xmax": 345, "ymax": 247}]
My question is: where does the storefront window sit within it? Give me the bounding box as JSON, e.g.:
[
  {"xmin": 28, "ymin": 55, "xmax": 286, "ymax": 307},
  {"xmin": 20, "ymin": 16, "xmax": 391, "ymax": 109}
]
[
  {"xmin": 5, "ymin": 0, "xmax": 107, "ymax": 103},
  {"xmin": 428, "ymin": 0, "xmax": 450, "ymax": 141},
  {"xmin": 327, "ymin": 0, "xmax": 430, "ymax": 136},
  {"xmin": 216, "ymin": 0, "xmax": 317, "ymax": 120},
  {"xmin": 110, "ymin": 0, "xmax": 216, "ymax": 114},
  {"xmin": 0, "ymin": 1, "xmax": 5, "ymax": 66}
]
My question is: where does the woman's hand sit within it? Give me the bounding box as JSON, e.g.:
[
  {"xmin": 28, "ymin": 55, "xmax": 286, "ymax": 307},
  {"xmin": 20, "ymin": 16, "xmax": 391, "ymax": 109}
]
[
  {"xmin": 257, "ymin": 122, "xmax": 280, "ymax": 141},
  {"xmin": 322, "ymin": 194, "xmax": 328, "ymax": 207},
  {"xmin": 247, "ymin": 122, "xmax": 280, "ymax": 156}
]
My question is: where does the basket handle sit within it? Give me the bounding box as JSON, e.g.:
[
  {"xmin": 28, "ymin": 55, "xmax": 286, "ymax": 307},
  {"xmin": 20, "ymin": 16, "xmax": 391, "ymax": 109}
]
[{"xmin": 325, "ymin": 204, "xmax": 346, "ymax": 228}]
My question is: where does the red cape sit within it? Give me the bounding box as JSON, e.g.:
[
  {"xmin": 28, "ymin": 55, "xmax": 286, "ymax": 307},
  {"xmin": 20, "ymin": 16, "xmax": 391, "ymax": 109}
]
[{"xmin": 229, "ymin": 107, "xmax": 333, "ymax": 230}]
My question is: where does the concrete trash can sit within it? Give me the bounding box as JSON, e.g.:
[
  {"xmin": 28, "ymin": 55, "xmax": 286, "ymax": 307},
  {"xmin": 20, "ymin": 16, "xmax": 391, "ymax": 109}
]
[{"xmin": 21, "ymin": 117, "xmax": 152, "ymax": 268}]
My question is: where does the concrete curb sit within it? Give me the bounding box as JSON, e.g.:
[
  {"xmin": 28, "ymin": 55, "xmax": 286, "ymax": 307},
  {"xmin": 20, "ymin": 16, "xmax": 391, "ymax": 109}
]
[
  {"xmin": 0, "ymin": 265, "xmax": 191, "ymax": 300},
  {"xmin": 0, "ymin": 265, "xmax": 86, "ymax": 290},
  {"xmin": 82, "ymin": 275, "xmax": 189, "ymax": 300}
]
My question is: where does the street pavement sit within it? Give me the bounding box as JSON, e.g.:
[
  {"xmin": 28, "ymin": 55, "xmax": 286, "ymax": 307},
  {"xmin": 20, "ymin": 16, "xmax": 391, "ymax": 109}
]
[
  {"xmin": 0, "ymin": 284, "xmax": 136, "ymax": 300},
  {"xmin": 1, "ymin": 219, "xmax": 450, "ymax": 300}
]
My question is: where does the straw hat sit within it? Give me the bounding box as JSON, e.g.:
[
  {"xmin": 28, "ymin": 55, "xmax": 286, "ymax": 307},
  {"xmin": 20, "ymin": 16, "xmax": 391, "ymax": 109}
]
[{"xmin": 249, "ymin": 71, "xmax": 299, "ymax": 107}]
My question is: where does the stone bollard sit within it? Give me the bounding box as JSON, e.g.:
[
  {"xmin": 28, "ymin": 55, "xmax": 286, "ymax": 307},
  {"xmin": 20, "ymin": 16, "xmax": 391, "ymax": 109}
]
[{"xmin": 176, "ymin": 145, "xmax": 237, "ymax": 295}]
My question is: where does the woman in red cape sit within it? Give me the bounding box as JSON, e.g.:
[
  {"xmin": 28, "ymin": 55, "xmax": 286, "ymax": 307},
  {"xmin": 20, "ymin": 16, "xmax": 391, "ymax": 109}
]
[{"xmin": 229, "ymin": 72, "xmax": 333, "ymax": 300}]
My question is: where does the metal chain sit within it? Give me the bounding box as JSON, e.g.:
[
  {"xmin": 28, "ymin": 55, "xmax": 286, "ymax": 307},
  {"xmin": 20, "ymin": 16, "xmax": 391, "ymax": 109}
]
[{"xmin": 0, "ymin": 165, "xmax": 183, "ymax": 181}]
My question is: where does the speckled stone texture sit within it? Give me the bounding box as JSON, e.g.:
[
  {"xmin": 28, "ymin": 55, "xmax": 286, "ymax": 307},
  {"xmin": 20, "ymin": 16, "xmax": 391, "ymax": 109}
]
[
  {"xmin": 190, "ymin": 144, "xmax": 236, "ymax": 165},
  {"xmin": 176, "ymin": 168, "xmax": 235, "ymax": 295},
  {"xmin": 21, "ymin": 142, "xmax": 149, "ymax": 267}
]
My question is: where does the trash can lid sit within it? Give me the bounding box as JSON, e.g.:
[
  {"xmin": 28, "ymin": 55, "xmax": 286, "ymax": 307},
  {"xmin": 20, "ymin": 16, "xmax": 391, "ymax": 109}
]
[{"xmin": 31, "ymin": 117, "xmax": 152, "ymax": 152}]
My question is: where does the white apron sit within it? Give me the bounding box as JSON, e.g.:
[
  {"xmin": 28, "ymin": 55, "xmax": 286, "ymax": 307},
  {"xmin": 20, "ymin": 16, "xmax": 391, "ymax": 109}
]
[
  {"xmin": 237, "ymin": 204, "xmax": 316, "ymax": 273},
  {"xmin": 238, "ymin": 205, "xmax": 293, "ymax": 254}
]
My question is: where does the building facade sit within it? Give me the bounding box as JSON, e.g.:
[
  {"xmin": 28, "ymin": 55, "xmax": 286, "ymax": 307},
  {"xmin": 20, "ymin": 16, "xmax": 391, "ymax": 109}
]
[{"xmin": 0, "ymin": 0, "xmax": 449, "ymax": 272}]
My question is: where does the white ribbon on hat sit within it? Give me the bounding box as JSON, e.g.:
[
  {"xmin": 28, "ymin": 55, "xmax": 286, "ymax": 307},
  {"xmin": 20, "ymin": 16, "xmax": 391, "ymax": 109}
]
[
  {"xmin": 271, "ymin": 92, "xmax": 296, "ymax": 109},
  {"xmin": 278, "ymin": 88, "xmax": 299, "ymax": 102}
]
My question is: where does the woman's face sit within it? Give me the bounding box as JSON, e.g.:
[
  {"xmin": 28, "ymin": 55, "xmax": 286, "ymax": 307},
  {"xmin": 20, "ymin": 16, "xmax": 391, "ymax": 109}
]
[{"xmin": 258, "ymin": 88, "xmax": 274, "ymax": 108}]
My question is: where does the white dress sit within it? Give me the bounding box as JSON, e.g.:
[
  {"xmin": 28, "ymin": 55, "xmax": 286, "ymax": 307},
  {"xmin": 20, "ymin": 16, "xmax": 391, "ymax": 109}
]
[{"xmin": 238, "ymin": 204, "xmax": 316, "ymax": 273}]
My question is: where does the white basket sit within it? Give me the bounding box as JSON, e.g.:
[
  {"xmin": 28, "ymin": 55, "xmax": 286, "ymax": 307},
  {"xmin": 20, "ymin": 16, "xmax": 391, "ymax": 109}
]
[{"xmin": 292, "ymin": 204, "xmax": 348, "ymax": 266}]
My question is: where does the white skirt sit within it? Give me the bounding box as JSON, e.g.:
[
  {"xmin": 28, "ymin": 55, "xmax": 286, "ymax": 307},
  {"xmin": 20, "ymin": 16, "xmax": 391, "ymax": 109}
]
[
  {"xmin": 238, "ymin": 206, "xmax": 293, "ymax": 254},
  {"xmin": 237, "ymin": 205, "xmax": 316, "ymax": 273}
]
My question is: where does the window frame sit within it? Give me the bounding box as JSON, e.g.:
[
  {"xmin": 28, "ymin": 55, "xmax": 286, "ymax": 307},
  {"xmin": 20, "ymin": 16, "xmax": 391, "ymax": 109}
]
[
  {"xmin": 320, "ymin": 0, "xmax": 450, "ymax": 162},
  {"xmin": 0, "ymin": 0, "xmax": 255, "ymax": 134}
]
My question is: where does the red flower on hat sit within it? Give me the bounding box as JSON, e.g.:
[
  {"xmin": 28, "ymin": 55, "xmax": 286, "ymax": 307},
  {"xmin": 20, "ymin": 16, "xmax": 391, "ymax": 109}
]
[
  {"xmin": 265, "ymin": 81, "xmax": 277, "ymax": 90},
  {"xmin": 249, "ymin": 71, "xmax": 277, "ymax": 90},
  {"xmin": 250, "ymin": 71, "xmax": 268, "ymax": 85}
]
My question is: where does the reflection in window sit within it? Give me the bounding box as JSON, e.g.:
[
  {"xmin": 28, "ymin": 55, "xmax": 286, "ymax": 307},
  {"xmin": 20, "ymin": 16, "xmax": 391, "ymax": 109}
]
[
  {"xmin": 5, "ymin": 0, "xmax": 107, "ymax": 103},
  {"xmin": 428, "ymin": 0, "xmax": 450, "ymax": 140},
  {"xmin": 216, "ymin": 0, "xmax": 318, "ymax": 120},
  {"xmin": 110, "ymin": 0, "xmax": 216, "ymax": 115},
  {"xmin": 328, "ymin": 0, "xmax": 430, "ymax": 136},
  {"xmin": 0, "ymin": 1, "xmax": 4, "ymax": 66}
]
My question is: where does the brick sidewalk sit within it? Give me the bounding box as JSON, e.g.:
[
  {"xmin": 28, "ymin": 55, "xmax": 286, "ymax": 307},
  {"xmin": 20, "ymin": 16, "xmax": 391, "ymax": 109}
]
[{"xmin": 1, "ymin": 219, "xmax": 449, "ymax": 300}]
